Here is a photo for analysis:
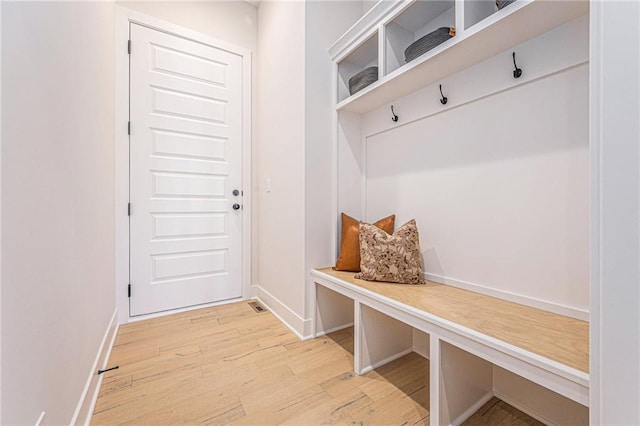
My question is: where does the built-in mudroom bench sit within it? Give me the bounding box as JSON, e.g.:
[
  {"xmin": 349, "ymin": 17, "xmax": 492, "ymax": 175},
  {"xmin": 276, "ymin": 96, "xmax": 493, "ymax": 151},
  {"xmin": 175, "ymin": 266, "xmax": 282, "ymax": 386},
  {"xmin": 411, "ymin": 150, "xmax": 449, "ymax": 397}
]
[
  {"xmin": 315, "ymin": 0, "xmax": 591, "ymax": 423},
  {"xmin": 311, "ymin": 268, "xmax": 589, "ymax": 425}
]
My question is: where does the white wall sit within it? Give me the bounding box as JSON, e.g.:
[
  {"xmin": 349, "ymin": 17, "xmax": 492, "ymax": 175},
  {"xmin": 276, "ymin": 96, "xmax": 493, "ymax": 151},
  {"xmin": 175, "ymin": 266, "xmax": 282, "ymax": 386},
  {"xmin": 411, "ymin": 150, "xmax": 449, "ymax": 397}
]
[
  {"xmin": 340, "ymin": 17, "xmax": 590, "ymax": 319},
  {"xmin": 256, "ymin": 0, "xmax": 307, "ymax": 331},
  {"xmin": 256, "ymin": 1, "xmax": 363, "ymax": 336},
  {"xmin": 0, "ymin": 3, "xmax": 3, "ymax": 421},
  {"xmin": 1, "ymin": 2, "xmax": 115, "ymax": 424},
  {"xmin": 116, "ymin": 1, "xmax": 257, "ymax": 52},
  {"xmin": 304, "ymin": 1, "xmax": 364, "ymax": 332},
  {"xmin": 362, "ymin": 0, "xmax": 379, "ymax": 15},
  {"xmin": 590, "ymin": 1, "xmax": 640, "ymax": 423}
]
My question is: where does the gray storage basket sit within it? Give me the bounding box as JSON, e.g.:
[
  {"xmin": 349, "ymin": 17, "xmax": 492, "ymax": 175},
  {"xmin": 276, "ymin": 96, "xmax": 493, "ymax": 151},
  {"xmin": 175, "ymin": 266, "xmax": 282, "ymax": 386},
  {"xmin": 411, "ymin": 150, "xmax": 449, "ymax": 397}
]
[
  {"xmin": 348, "ymin": 66, "xmax": 378, "ymax": 95},
  {"xmin": 496, "ymin": 0, "xmax": 516, "ymax": 10},
  {"xmin": 404, "ymin": 27, "xmax": 455, "ymax": 63}
]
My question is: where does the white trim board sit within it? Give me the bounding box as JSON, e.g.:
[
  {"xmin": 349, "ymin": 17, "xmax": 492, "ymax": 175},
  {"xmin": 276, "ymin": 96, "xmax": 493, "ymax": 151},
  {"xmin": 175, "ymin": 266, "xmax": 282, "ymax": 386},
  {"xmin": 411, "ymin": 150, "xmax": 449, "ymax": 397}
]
[
  {"xmin": 359, "ymin": 348, "xmax": 414, "ymax": 375},
  {"xmin": 0, "ymin": 2, "xmax": 3, "ymax": 421},
  {"xmin": 424, "ymin": 273, "xmax": 588, "ymax": 321},
  {"xmin": 450, "ymin": 391, "xmax": 494, "ymax": 426},
  {"xmin": 115, "ymin": 6, "xmax": 253, "ymax": 325},
  {"xmin": 314, "ymin": 323, "xmax": 354, "ymax": 338},
  {"xmin": 588, "ymin": 1, "xmax": 640, "ymax": 422},
  {"xmin": 493, "ymin": 391, "xmax": 556, "ymax": 426},
  {"xmin": 70, "ymin": 310, "xmax": 119, "ymax": 426},
  {"xmin": 254, "ymin": 285, "xmax": 313, "ymax": 341}
]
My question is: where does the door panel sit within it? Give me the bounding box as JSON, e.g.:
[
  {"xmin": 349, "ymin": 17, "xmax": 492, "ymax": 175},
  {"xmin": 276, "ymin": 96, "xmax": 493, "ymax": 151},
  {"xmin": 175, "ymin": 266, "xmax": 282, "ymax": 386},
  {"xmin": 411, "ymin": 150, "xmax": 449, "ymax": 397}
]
[{"xmin": 129, "ymin": 23, "xmax": 243, "ymax": 316}]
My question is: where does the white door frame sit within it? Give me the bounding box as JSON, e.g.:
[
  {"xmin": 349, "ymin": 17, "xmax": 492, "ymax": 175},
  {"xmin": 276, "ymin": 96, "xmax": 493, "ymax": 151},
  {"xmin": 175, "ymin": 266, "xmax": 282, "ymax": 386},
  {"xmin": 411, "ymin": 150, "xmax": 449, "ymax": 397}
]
[{"xmin": 115, "ymin": 6, "xmax": 252, "ymax": 324}]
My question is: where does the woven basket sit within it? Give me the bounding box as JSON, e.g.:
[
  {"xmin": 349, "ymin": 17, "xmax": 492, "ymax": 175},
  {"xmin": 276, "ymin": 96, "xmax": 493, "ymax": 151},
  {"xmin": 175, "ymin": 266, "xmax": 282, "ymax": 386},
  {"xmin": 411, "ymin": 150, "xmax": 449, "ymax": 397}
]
[
  {"xmin": 348, "ymin": 66, "xmax": 378, "ymax": 95},
  {"xmin": 404, "ymin": 27, "xmax": 455, "ymax": 63},
  {"xmin": 496, "ymin": 0, "xmax": 516, "ymax": 10}
]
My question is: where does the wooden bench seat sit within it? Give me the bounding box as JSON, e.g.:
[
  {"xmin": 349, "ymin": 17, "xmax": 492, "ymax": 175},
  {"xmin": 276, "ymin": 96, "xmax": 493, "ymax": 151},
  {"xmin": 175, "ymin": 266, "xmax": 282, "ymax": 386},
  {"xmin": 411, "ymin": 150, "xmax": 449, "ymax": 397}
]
[
  {"xmin": 314, "ymin": 268, "xmax": 588, "ymax": 372},
  {"xmin": 311, "ymin": 267, "xmax": 589, "ymax": 425}
]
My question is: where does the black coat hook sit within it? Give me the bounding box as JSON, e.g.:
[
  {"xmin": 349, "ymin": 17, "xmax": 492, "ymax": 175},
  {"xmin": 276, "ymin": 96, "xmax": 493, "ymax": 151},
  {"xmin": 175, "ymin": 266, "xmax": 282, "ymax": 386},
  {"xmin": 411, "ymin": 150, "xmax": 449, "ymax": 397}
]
[
  {"xmin": 439, "ymin": 85, "xmax": 448, "ymax": 105},
  {"xmin": 391, "ymin": 105, "xmax": 399, "ymax": 122},
  {"xmin": 512, "ymin": 52, "xmax": 522, "ymax": 79}
]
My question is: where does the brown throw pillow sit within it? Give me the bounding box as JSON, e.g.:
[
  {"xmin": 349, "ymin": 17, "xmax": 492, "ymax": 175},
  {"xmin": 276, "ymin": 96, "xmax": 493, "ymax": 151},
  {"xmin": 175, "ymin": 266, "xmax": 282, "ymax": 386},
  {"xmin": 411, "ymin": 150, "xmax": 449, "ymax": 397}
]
[
  {"xmin": 355, "ymin": 219, "xmax": 425, "ymax": 284},
  {"xmin": 334, "ymin": 213, "xmax": 395, "ymax": 272}
]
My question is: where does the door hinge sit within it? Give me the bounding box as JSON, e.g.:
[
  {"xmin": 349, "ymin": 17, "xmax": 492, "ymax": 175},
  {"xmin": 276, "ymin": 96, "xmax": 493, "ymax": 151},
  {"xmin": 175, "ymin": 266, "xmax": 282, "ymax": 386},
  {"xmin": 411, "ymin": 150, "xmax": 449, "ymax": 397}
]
[
  {"xmin": 127, "ymin": 203, "xmax": 131, "ymax": 216},
  {"xmin": 128, "ymin": 284, "xmax": 131, "ymax": 298},
  {"xmin": 127, "ymin": 121, "xmax": 130, "ymax": 135},
  {"xmin": 128, "ymin": 40, "xmax": 131, "ymax": 54}
]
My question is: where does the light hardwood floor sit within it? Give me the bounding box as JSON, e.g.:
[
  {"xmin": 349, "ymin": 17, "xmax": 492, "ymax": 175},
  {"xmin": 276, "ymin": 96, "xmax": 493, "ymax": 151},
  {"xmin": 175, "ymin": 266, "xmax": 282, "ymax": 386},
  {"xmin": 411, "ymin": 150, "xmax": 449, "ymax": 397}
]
[
  {"xmin": 464, "ymin": 398, "xmax": 543, "ymax": 426},
  {"xmin": 91, "ymin": 302, "xmax": 539, "ymax": 425}
]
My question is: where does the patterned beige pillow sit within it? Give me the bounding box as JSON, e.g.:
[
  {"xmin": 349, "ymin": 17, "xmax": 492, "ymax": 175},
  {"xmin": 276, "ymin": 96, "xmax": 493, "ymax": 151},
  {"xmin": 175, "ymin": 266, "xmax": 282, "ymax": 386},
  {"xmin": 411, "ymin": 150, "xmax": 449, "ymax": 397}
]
[{"xmin": 355, "ymin": 219, "xmax": 425, "ymax": 284}]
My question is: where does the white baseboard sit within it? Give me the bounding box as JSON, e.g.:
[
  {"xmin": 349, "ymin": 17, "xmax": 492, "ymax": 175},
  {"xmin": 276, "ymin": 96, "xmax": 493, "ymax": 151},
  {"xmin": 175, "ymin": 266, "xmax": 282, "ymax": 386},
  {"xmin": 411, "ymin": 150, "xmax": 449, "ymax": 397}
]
[
  {"xmin": 424, "ymin": 273, "xmax": 589, "ymax": 321},
  {"xmin": 70, "ymin": 309, "xmax": 119, "ymax": 426},
  {"xmin": 255, "ymin": 285, "xmax": 312, "ymax": 340},
  {"xmin": 314, "ymin": 322, "xmax": 354, "ymax": 338},
  {"xmin": 450, "ymin": 391, "xmax": 495, "ymax": 426},
  {"xmin": 359, "ymin": 348, "xmax": 413, "ymax": 375}
]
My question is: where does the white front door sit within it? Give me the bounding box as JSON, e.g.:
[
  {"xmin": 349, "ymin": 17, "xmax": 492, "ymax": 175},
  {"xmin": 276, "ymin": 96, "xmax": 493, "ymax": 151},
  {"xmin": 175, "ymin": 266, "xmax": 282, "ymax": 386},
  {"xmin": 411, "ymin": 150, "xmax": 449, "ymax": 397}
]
[{"xmin": 129, "ymin": 23, "xmax": 243, "ymax": 316}]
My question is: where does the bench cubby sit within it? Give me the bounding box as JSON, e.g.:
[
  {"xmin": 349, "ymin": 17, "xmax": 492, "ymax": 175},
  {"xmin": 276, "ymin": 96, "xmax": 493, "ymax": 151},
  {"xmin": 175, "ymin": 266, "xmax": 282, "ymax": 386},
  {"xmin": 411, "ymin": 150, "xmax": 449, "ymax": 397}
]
[
  {"xmin": 357, "ymin": 303, "xmax": 416, "ymax": 374},
  {"xmin": 315, "ymin": 283, "xmax": 354, "ymax": 336},
  {"xmin": 437, "ymin": 341, "xmax": 493, "ymax": 425}
]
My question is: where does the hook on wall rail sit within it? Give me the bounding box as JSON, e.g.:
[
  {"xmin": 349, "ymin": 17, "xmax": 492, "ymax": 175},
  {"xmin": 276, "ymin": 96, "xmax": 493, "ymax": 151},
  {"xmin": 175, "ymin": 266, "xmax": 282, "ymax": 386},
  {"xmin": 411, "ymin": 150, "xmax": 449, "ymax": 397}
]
[
  {"xmin": 391, "ymin": 105, "xmax": 399, "ymax": 122},
  {"xmin": 439, "ymin": 85, "xmax": 448, "ymax": 105},
  {"xmin": 512, "ymin": 52, "xmax": 523, "ymax": 79}
]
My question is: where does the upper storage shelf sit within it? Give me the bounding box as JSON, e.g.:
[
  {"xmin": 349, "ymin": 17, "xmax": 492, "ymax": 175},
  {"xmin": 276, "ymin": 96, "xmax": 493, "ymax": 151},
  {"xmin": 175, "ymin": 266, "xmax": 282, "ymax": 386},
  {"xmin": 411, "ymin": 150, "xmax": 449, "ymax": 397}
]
[
  {"xmin": 337, "ymin": 32, "xmax": 379, "ymax": 104},
  {"xmin": 385, "ymin": 0, "xmax": 455, "ymax": 75},
  {"xmin": 330, "ymin": 0, "xmax": 589, "ymax": 114}
]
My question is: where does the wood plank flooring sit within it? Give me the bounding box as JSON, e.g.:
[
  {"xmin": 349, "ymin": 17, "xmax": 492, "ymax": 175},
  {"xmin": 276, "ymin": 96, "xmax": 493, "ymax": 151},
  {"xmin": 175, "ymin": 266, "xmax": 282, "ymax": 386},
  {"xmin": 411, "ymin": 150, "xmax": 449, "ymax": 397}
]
[
  {"xmin": 91, "ymin": 302, "xmax": 539, "ymax": 425},
  {"xmin": 464, "ymin": 398, "xmax": 544, "ymax": 426}
]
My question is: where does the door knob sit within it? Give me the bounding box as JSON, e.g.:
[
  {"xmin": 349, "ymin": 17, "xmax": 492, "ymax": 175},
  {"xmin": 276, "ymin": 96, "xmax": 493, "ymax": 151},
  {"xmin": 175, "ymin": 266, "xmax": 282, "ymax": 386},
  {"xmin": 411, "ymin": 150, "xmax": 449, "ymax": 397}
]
[{"xmin": 232, "ymin": 203, "xmax": 241, "ymax": 210}]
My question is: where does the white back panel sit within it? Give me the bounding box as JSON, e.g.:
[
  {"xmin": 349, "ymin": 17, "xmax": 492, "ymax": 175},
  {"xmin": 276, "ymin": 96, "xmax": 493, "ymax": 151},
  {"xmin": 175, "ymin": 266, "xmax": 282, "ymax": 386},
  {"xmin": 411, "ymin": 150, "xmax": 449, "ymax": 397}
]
[{"xmin": 365, "ymin": 65, "xmax": 589, "ymax": 312}]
